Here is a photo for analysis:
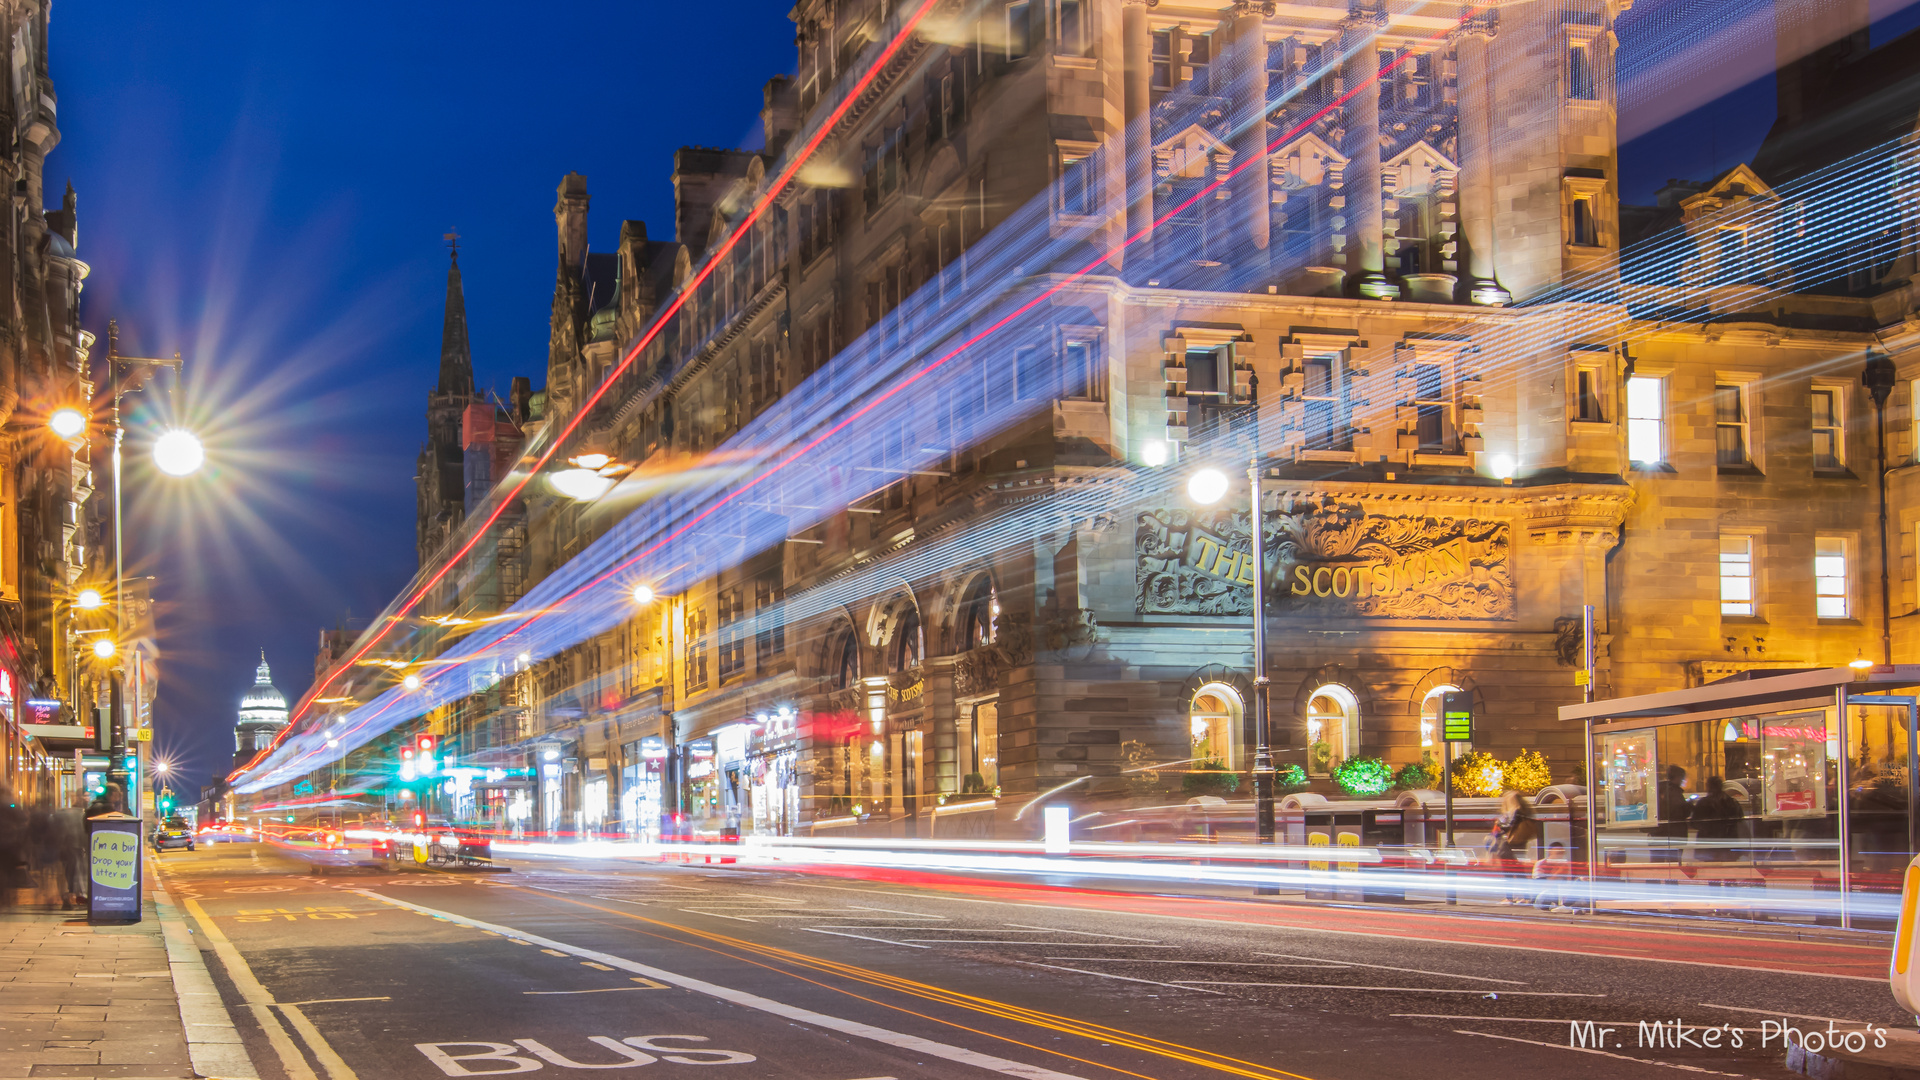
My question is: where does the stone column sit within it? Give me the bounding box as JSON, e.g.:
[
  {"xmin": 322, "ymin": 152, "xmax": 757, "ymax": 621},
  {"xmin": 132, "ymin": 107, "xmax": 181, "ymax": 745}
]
[
  {"xmin": 1228, "ymin": 2, "xmax": 1272, "ymax": 270},
  {"xmin": 1341, "ymin": 2, "xmax": 1393, "ymax": 298},
  {"xmin": 1123, "ymin": 0, "xmax": 1155, "ymax": 259},
  {"xmin": 1454, "ymin": 13, "xmax": 1509, "ymax": 305}
]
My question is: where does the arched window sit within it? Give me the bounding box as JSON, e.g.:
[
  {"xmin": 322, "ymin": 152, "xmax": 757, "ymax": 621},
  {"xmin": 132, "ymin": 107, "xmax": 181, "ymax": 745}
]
[
  {"xmin": 1306, "ymin": 684, "xmax": 1358, "ymax": 776},
  {"xmin": 889, "ymin": 606, "xmax": 923, "ymax": 672},
  {"xmin": 1419, "ymin": 685, "xmax": 1462, "ymax": 751},
  {"xmin": 959, "ymin": 576, "xmax": 998, "ymax": 650},
  {"xmin": 1190, "ymin": 684, "xmax": 1242, "ymax": 770},
  {"xmin": 832, "ymin": 628, "xmax": 859, "ymax": 690}
]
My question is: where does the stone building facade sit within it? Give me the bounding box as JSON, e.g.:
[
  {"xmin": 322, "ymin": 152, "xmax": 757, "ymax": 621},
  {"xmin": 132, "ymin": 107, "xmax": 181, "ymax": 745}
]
[{"xmin": 264, "ymin": 0, "xmax": 1915, "ymax": 839}]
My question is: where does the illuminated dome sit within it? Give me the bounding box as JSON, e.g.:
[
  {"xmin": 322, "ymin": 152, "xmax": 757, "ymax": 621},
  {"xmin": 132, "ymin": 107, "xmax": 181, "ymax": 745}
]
[{"xmin": 235, "ymin": 651, "xmax": 288, "ymax": 755}]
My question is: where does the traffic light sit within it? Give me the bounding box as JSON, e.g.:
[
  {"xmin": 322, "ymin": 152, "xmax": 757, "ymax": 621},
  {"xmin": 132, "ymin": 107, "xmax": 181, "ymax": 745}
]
[
  {"xmin": 414, "ymin": 734, "xmax": 438, "ymax": 775},
  {"xmin": 158, "ymin": 789, "xmax": 175, "ymax": 815}
]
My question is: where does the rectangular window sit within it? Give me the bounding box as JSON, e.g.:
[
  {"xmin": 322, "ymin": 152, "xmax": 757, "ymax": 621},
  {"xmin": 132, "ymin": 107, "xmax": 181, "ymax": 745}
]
[
  {"xmin": 1185, "ymin": 32, "xmax": 1210, "ymax": 93},
  {"xmin": 1150, "ymin": 30, "xmax": 1172, "ymax": 89},
  {"xmin": 1570, "ymin": 196, "xmax": 1596, "ymax": 246},
  {"xmin": 1811, "ymin": 386, "xmax": 1844, "ymax": 469},
  {"xmin": 1056, "ymin": 0, "xmax": 1085, "ymax": 56},
  {"xmin": 1303, "ymin": 352, "xmax": 1351, "ymax": 451},
  {"xmin": 1006, "ymin": 1, "xmax": 1031, "ymax": 59},
  {"xmin": 1060, "ymin": 153, "xmax": 1095, "ymax": 216},
  {"xmin": 937, "ymin": 73, "xmax": 955, "ymax": 140},
  {"xmin": 1714, "ymin": 382, "xmax": 1749, "ymax": 468},
  {"xmin": 1720, "ymin": 535, "xmax": 1754, "ymax": 617},
  {"xmin": 754, "ymin": 572, "xmax": 785, "ymax": 665},
  {"xmin": 1575, "ymin": 367, "xmax": 1603, "ymax": 421},
  {"xmin": 1568, "ymin": 43, "xmax": 1597, "ymax": 100},
  {"xmin": 1816, "ymin": 536, "xmax": 1849, "ymax": 618},
  {"xmin": 1413, "ymin": 360, "xmax": 1450, "ymax": 451},
  {"xmin": 685, "ymin": 605, "xmax": 709, "ymax": 693},
  {"xmin": 1626, "ymin": 375, "xmax": 1665, "ymax": 464},
  {"xmin": 717, "ymin": 587, "xmax": 746, "ymax": 681},
  {"xmin": 1061, "ymin": 337, "xmax": 1101, "ymax": 400}
]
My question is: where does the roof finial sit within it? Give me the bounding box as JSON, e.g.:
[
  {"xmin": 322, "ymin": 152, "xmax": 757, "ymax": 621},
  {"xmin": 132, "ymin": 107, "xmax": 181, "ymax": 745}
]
[{"xmin": 445, "ymin": 228, "xmax": 461, "ymax": 259}]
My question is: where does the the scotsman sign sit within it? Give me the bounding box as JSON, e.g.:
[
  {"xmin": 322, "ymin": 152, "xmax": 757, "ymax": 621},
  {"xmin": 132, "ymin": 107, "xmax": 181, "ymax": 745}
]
[{"xmin": 1135, "ymin": 496, "xmax": 1514, "ymax": 620}]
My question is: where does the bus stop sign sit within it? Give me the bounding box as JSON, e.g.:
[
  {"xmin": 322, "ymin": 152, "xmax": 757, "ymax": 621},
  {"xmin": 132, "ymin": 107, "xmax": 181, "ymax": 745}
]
[{"xmin": 1442, "ymin": 690, "xmax": 1474, "ymax": 743}]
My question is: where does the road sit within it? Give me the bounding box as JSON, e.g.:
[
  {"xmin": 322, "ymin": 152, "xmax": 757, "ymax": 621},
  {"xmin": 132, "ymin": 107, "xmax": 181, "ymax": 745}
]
[{"xmin": 150, "ymin": 841, "xmax": 1904, "ymax": 1080}]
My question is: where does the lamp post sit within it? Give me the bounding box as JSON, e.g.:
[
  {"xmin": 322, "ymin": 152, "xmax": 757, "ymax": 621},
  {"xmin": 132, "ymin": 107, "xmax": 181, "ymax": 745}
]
[
  {"xmin": 1187, "ymin": 459, "xmax": 1277, "ymax": 847},
  {"xmin": 61, "ymin": 321, "xmax": 205, "ymax": 806},
  {"xmin": 1863, "ymin": 350, "xmax": 1897, "ymax": 667}
]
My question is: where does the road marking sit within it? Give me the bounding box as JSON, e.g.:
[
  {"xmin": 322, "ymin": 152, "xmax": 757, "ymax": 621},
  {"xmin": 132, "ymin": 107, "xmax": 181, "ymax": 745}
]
[
  {"xmin": 1047, "ymin": 959, "xmax": 1349, "ymax": 969},
  {"xmin": 1696, "ymin": 1002, "xmax": 1871, "ymax": 1026},
  {"xmin": 902, "ymin": 933, "xmax": 1175, "ymax": 941},
  {"xmin": 1396, "ymin": 1015, "xmax": 1768, "ymax": 1031},
  {"xmin": 1173, "ymin": 983, "xmax": 1603, "ymax": 997},
  {"xmin": 1254, "ymin": 951, "xmax": 1525, "ymax": 985},
  {"xmin": 280, "ymin": 997, "xmax": 393, "ymax": 1006},
  {"xmin": 523, "ymin": 987, "xmax": 661, "ymax": 995},
  {"xmin": 1004, "ymin": 924, "xmax": 1159, "ymax": 942},
  {"xmin": 1450, "ymin": 1028, "xmax": 1750, "ymax": 1077},
  {"xmin": 803, "ymin": 928, "xmax": 931, "ymax": 948},
  {"xmin": 182, "ymin": 895, "xmax": 354, "ymax": 1080},
  {"xmin": 807, "ymin": 883, "xmax": 1883, "ymax": 981},
  {"xmin": 540, "ymin": 949, "xmax": 568, "ymax": 956},
  {"xmin": 357, "ymin": 891, "xmax": 1088, "ymax": 1080},
  {"xmin": 1012, "ymin": 961, "xmax": 1226, "ymax": 995},
  {"xmin": 678, "ymin": 909, "xmax": 763, "ymax": 923}
]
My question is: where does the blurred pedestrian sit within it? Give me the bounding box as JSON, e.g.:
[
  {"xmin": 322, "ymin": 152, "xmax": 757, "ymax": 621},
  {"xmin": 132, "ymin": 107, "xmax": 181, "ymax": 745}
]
[
  {"xmin": 87, "ymin": 783, "xmax": 125, "ymax": 818},
  {"xmin": 49, "ymin": 792, "xmax": 87, "ymax": 909},
  {"xmin": 1532, "ymin": 841, "xmax": 1573, "ymax": 911},
  {"xmin": 1487, "ymin": 789, "xmax": 1539, "ymax": 903},
  {"xmin": 1653, "ymin": 765, "xmax": 1690, "ymax": 865},
  {"xmin": 0, "ymin": 782, "xmax": 24, "ymax": 907},
  {"xmin": 1692, "ymin": 775, "xmax": 1743, "ymax": 868}
]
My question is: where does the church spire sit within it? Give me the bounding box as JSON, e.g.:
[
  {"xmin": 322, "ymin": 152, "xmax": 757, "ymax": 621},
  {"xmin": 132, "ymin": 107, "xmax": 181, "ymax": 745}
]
[{"xmin": 438, "ymin": 231, "xmax": 474, "ymax": 396}]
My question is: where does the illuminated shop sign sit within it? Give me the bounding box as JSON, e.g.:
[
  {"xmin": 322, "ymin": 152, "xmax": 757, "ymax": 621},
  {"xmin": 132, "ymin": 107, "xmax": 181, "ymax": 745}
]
[{"xmin": 1136, "ymin": 499, "xmax": 1514, "ymax": 620}]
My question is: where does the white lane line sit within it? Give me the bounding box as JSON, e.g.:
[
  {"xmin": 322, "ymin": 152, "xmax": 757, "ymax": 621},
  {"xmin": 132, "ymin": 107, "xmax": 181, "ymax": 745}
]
[
  {"xmin": 1003, "ymin": 924, "xmax": 1160, "ymax": 942},
  {"xmin": 1255, "ymin": 951, "xmax": 1527, "ymax": 986},
  {"xmin": 803, "ymin": 928, "xmax": 931, "ymax": 949},
  {"xmin": 827, "ymin": 889, "xmax": 1884, "ymax": 983},
  {"xmin": 524, "ymin": 987, "xmax": 658, "ymax": 995},
  {"xmin": 1450, "ymin": 1029, "xmax": 1750, "ymax": 1077},
  {"xmin": 354, "ymin": 891, "xmax": 1082, "ymax": 1080},
  {"xmin": 1173, "ymin": 983, "xmax": 1604, "ymax": 997},
  {"xmin": 677, "ymin": 909, "xmax": 763, "ymax": 923},
  {"xmin": 1696, "ymin": 1003, "xmax": 1872, "ymax": 1026},
  {"xmin": 902, "ymin": 933, "xmax": 1175, "ymax": 941},
  {"xmin": 1047, "ymin": 959, "xmax": 1349, "ymax": 969},
  {"xmin": 847, "ymin": 905, "xmax": 949, "ymax": 920},
  {"xmin": 1010, "ymin": 961, "xmax": 1225, "ymax": 995},
  {"xmin": 1397, "ymin": 1015, "xmax": 1770, "ymax": 1031}
]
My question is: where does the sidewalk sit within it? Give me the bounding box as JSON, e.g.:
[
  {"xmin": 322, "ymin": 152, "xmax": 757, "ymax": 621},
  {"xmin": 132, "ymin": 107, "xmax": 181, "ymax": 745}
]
[{"xmin": 0, "ymin": 855, "xmax": 256, "ymax": 1080}]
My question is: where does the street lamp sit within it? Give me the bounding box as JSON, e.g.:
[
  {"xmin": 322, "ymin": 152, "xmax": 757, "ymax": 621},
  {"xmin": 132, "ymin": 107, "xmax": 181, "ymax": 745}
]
[
  {"xmin": 92, "ymin": 638, "xmax": 116, "ymax": 660},
  {"xmin": 631, "ymin": 583, "xmax": 656, "ymax": 606},
  {"xmin": 1863, "ymin": 350, "xmax": 1897, "ymax": 667},
  {"xmin": 1186, "ymin": 460, "xmax": 1277, "ymax": 849},
  {"xmin": 75, "ymin": 588, "xmax": 103, "ymax": 611},
  {"xmin": 152, "ymin": 429, "xmax": 205, "ymax": 477},
  {"xmin": 49, "ymin": 406, "xmax": 86, "ymax": 439}
]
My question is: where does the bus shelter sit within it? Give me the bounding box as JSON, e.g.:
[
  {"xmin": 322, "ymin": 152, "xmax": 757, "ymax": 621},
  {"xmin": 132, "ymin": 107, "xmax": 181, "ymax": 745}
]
[{"xmin": 1559, "ymin": 666, "xmax": 1920, "ymax": 927}]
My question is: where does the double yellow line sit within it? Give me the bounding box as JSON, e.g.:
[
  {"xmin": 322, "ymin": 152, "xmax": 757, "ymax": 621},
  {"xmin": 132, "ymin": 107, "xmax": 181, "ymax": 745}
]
[{"xmin": 536, "ymin": 890, "xmax": 1316, "ymax": 1080}]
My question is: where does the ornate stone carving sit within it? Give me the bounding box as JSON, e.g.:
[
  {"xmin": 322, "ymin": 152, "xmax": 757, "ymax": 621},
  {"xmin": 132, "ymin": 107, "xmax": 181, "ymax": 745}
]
[
  {"xmin": 952, "ymin": 646, "xmax": 1000, "ymax": 698},
  {"xmin": 1135, "ymin": 497, "xmax": 1515, "ymax": 620},
  {"xmin": 1554, "ymin": 615, "xmax": 1584, "ymax": 667}
]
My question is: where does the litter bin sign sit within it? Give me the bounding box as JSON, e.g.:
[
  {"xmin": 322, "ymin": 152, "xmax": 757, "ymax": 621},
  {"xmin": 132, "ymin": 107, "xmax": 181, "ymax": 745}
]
[{"xmin": 87, "ymin": 814, "xmax": 142, "ymax": 923}]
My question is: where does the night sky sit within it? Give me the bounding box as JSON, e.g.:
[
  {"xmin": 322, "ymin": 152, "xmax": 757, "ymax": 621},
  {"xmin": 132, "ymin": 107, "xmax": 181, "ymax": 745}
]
[{"xmin": 41, "ymin": 0, "xmax": 1920, "ymax": 797}]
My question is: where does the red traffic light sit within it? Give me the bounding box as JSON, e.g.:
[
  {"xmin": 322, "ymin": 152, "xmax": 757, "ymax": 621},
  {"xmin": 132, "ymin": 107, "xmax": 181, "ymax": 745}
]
[
  {"xmin": 415, "ymin": 734, "xmax": 437, "ymax": 755},
  {"xmin": 400, "ymin": 747, "xmax": 414, "ymax": 761},
  {"xmin": 412, "ymin": 811, "xmax": 425, "ymax": 828}
]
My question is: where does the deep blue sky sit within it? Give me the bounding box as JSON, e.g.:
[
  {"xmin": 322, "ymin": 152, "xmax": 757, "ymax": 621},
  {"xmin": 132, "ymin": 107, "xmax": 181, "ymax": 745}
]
[
  {"xmin": 46, "ymin": 1, "xmax": 1920, "ymax": 797},
  {"xmin": 53, "ymin": 1, "xmax": 800, "ymax": 795}
]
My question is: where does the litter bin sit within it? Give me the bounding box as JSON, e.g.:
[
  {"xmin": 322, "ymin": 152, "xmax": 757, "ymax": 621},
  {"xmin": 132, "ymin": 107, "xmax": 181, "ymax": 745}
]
[{"xmin": 86, "ymin": 812, "xmax": 143, "ymax": 924}]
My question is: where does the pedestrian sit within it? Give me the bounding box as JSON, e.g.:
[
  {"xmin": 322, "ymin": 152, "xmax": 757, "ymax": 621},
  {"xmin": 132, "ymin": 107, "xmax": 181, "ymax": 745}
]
[
  {"xmin": 1691, "ymin": 775, "xmax": 1743, "ymax": 869},
  {"xmin": 48, "ymin": 792, "xmax": 87, "ymax": 909},
  {"xmin": 1531, "ymin": 841, "xmax": 1573, "ymax": 911},
  {"xmin": 1653, "ymin": 765, "xmax": 1691, "ymax": 866},
  {"xmin": 1486, "ymin": 789, "xmax": 1539, "ymax": 903},
  {"xmin": 0, "ymin": 782, "xmax": 24, "ymax": 907}
]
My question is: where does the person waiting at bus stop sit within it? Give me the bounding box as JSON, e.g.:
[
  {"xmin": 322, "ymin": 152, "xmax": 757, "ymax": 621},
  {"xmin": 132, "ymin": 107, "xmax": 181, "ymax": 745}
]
[{"xmin": 1486, "ymin": 789, "xmax": 1539, "ymax": 904}]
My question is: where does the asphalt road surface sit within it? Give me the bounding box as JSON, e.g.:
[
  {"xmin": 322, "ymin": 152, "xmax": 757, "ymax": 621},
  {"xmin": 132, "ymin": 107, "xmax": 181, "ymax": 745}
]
[{"xmin": 151, "ymin": 841, "xmax": 1905, "ymax": 1080}]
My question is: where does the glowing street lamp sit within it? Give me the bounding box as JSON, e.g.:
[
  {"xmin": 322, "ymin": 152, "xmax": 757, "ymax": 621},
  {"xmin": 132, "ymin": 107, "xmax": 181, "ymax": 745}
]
[
  {"xmin": 75, "ymin": 588, "xmax": 104, "ymax": 611},
  {"xmin": 549, "ymin": 467, "xmax": 615, "ymax": 501},
  {"xmin": 402, "ymin": 673, "xmax": 422, "ymax": 691},
  {"xmin": 631, "ymin": 584, "xmax": 656, "ymax": 606},
  {"xmin": 1187, "ymin": 457, "xmax": 1276, "ymax": 850},
  {"xmin": 49, "ymin": 407, "xmax": 87, "ymax": 439},
  {"xmin": 92, "ymin": 638, "xmax": 117, "ymax": 660},
  {"xmin": 152, "ymin": 429, "xmax": 205, "ymax": 477}
]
